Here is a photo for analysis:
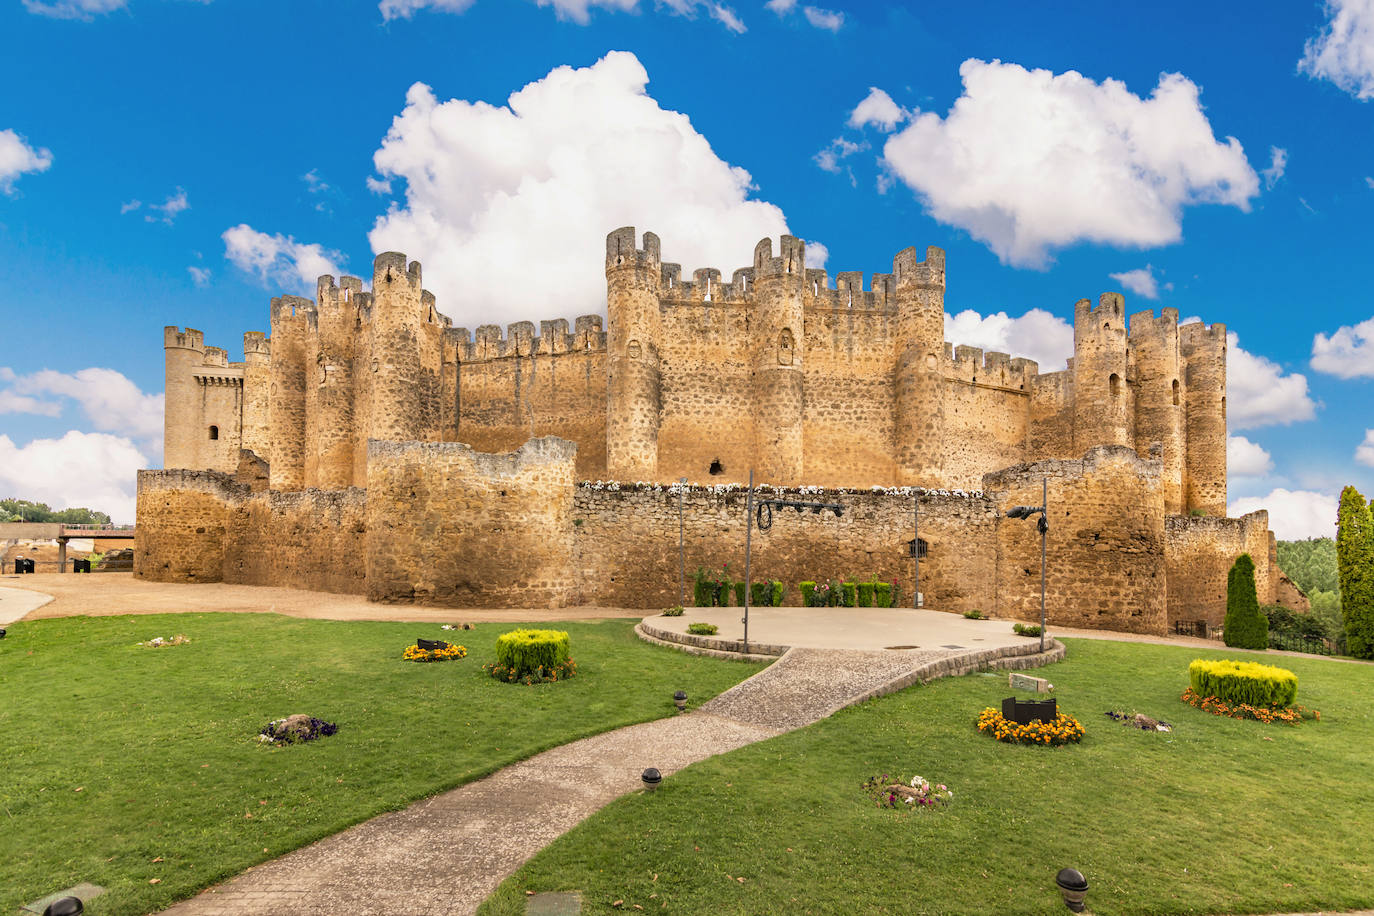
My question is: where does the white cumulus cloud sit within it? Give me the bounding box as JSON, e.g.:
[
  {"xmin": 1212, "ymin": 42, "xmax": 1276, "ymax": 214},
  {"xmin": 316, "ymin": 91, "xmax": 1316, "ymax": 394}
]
[
  {"xmin": 1357, "ymin": 429, "xmax": 1374, "ymax": 467},
  {"xmin": 1227, "ymin": 434, "xmax": 1274, "ymax": 477},
  {"xmin": 367, "ymin": 51, "xmax": 804, "ymax": 329},
  {"xmin": 1262, "ymin": 146, "xmax": 1287, "ymax": 189},
  {"xmin": 187, "ymin": 266, "xmax": 211, "ymax": 287},
  {"xmin": 366, "ymin": 175, "xmax": 393, "ymax": 195},
  {"xmin": 877, "ymin": 59, "xmax": 1260, "ymax": 267},
  {"xmin": 380, "ymin": 0, "xmax": 744, "ymax": 30},
  {"xmin": 1299, "ymin": 0, "xmax": 1374, "ymax": 100},
  {"xmin": 222, "ymin": 224, "xmax": 344, "ymax": 295},
  {"xmin": 1224, "ymin": 330, "xmax": 1318, "ymax": 430},
  {"xmin": 1229, "ymin": 488, "xmax": 1339, "ymax": 541},
  {"xmin": 802, "ymin": 6, "xmax": 842, "ymax": 30},
  {"xmin": 0, "ymin": 129, "xmax": 53, "ymax": 194},
  {"xmin": 0, "ymin": 431, "xmax": 147, "ymax": 525},
  {"xmin": 944, "ymin": 307, "xmax": 1074, "ymax": 372},
  {"xmin": 0, "ymin": 367, "xmax": 164, "ymax": 453},
  {"xmin": 1109, "ymin": 266, "xmax": 1159, "ymax": 300},
  {"xmin": 847, "ymin": 87, "xmax": 908, "ymax": 132},
  {"xmin": 1311, "ymin": 315, "xmax": 1374, "ymax": 377}
]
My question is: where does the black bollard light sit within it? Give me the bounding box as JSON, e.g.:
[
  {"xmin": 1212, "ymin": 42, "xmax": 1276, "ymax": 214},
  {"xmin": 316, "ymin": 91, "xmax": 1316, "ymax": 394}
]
[
  {"xmin": 641, "ymin": 767, "xmax": 662, "ymax": 792},
  {"xmin": 673, "ymin": 690, "xmax": 687, "ymax": 712},
  {"xmin": 44, "ymin": 897, "xmax": 84, "ymax": 916},
  {"xmin": 1055, "ymin": 868, "xmax": 1088, "ymax": 912},
  {"xmin": 0, "ymin": 628, "xmax": 6, "ymax": 639}
]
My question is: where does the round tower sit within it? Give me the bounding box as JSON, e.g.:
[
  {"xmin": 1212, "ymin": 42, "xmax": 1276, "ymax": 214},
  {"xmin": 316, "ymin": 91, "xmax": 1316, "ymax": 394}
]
[
  {"xmin": 1128, "ymin": 308, "xmax": 1186, "ymax": 514},
  {"xmin": 241, "ymin": 331, "xmax": 271, "ymax": 462},
  {"xmin": 366, "ymin": 253, "xmax": 425, "ymax": 445},
  {"xmin": 751, "ymin": 236, "xmax": 806, "ymax": 485},
  {"xmin": 1181, "ymin": 321, "xmax": 1227, "ymax": 515},
  {"xmin": 1072, "ymin": 292, "xmax": 1132, "ymax": 454},
  {"xmin": 269, "ymin": 296, "xmax": 311, "ymax": 491},
  {"xmin": 163, "ymin": 326, "xmax": 205, "ymax": 470},
  {"xmin": 307, "ymin": 274, "xmax": 358, "ymax": 489},
  {"xmin": 892, "ymin": 246, "xmax": 946, "ymax": 486},
  {"xmin": 605, "ymin": 227, "xmax": 662, "ymax": 481}
]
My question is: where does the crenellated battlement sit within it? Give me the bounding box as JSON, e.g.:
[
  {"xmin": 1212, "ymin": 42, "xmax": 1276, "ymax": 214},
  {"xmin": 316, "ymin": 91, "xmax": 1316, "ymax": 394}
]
[
  {"xmin": 373, "ymin": 251, "xmax": 422, "ymax": 290},
  {"xmin": 164, "ymin": 326, "xmax": 205, "ymax": 351},
  {"xmin": 1127, "ymin": 307, "xmax": 1182, "ymax": 339},
  {"xmin": 450, "ymin": 314, "xmax": 608, "ymax": 362},
  {"xmin": 1075, "ymin": 292, "xmax": 1127, "ymax": 331},
  {"xmin": 606, "ymin": 227, "xmax": 660, "ymax": 272},
  {"xmin": 754, "ymin": 235, "xmax": 807, "ymax": 279},
  {"xmin": 1179, "ymin": 320, "xmax": 1228, "ymax": 348},
  {"xmin": 946, "ymin": 345, "xmax": 1039, "ymax": 391},
  {"xmin": 892, "ymin": 245, "xmax": 946, "ymax": 289}
]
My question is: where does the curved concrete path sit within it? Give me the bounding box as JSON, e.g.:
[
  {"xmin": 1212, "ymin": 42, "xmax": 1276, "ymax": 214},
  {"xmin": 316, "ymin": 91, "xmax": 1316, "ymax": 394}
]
[{"xmin": 159, "ymin": 641, "xmax": 1062, "ymax": 915}]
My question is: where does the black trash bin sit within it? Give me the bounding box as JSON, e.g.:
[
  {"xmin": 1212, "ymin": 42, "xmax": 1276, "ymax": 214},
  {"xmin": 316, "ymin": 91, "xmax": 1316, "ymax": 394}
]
[
  {"xmin": 13, "ymin": 559, "xmax": 22, "ymax": 574},
  {"xmin": 21, "ymin": 558, "xmax": 35, "ymax": 574},
  {"xmin": 73, "ymin": 558, "xmax": 91, "ymax": 573}
]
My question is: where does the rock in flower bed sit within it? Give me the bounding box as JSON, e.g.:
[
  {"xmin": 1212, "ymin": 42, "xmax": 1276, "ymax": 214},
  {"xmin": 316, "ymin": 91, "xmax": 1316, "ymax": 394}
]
[
  {"xmin": 861, "ymin": 773, "xmax": 954, "ymax": 810},
  {"xmin": 977, "ymin": 707, "xmax": 1084, "ymax": 745},
  {"xmin": 258, "ymin": 715, "xmax": 338, "ymax": 745},
  {"xmin": 403, "ymin": 640, "xmax": 467, "ymax": 662},
  {"xmin": 136, "ymin": 634, "xmax": 190, "ymax": 648}
]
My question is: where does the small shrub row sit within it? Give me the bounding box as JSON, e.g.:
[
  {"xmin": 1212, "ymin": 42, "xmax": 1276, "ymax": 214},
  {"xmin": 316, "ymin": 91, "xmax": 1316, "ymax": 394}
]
[
  {"xmin": 693, "ymin": 568, "xmax": 783, "ymax": 607},
  {"xmin": 1179, "ymin": 687, "xmax": 1319, "ymax": 724},
  {"xmin": 1013, "ymin": 623, "xmax": 1043, "ymax": 637},
  {"xmin": 1188, "ymin": 658, "xmax": 1298, "ymax": 708},
  {"xmin": 799, "ymin": 579, "xmax": 897, "ymax": 608},
  {"xmin": 687, "ymin": 622, "xmax": 719, "ymax": 636}
]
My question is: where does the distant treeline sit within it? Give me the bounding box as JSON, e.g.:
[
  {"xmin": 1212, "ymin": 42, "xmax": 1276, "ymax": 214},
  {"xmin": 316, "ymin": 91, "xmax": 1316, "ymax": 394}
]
[
  {"xmin": 1276, "ymin": 537, "xmax": 1341, "ymax": 636},
  {"xmin": 1, "ymin": 499, "xmax": 112, "ymax": 526}
]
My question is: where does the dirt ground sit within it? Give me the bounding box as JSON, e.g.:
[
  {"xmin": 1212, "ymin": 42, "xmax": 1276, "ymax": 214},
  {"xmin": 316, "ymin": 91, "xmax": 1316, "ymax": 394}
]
[{"xmin": 0, "ymin": 572, "xmax": 645, "ymax": 623}]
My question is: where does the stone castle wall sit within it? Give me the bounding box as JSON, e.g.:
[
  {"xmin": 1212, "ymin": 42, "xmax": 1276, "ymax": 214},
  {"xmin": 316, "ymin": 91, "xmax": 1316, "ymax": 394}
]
[{"xmin": 1164, "ymin": 512, "xmax": 1276, "ymax": 627}]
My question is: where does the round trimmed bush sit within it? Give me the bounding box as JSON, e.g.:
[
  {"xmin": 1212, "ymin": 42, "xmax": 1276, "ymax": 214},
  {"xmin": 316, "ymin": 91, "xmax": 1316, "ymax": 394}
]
[
  {"xmin": 1188, "ymin": 659, "xmax": 1298, "ymax": 708},
  {"xmin": 494, "ymin": 629, "xmax": 571, "ymax": 677}
]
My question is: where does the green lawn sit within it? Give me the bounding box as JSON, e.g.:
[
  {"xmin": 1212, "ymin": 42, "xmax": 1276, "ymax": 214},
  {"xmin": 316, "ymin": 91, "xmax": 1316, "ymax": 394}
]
[
  {"xmin": 0, "ymin": 613, "xmax": 764, "ymax": 915},
  {"xmin": 481, "ymin": 639, "xmax": 1374, "ymax": 916}
]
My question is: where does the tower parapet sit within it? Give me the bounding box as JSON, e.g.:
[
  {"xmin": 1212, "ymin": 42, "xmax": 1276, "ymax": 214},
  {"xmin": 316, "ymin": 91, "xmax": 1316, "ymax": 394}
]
[
  {"xmin": 605, "ymin": 227, "xmax": 663, "ymax": 480},
  {"xmin": 892, "ymin": 245, "xmax": 946, "ymax": 485},
  {"xmin": 1180, "ymin": 321, "xmax": 1227, "ymax": 515}
]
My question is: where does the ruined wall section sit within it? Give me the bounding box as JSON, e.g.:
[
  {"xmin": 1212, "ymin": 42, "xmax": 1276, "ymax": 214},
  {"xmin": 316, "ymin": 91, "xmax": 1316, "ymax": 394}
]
[
  {"xmin": 448, "ymin": 317, "xmax": 609, "ymax": 481},
  {"xmin": 986, "ymin": 446, "xmax": 1167, "ymax": 635},
  {"xmin": 364, "ymin": 437, "xmax": 577, "ymax": 607},
  {"xmin": 574, "ymin": 484, "xmax": 998, "ymax": 611},
  {"xmin": 1164, "ymin": 511, "xmax": 1272, "ymax": 627}
]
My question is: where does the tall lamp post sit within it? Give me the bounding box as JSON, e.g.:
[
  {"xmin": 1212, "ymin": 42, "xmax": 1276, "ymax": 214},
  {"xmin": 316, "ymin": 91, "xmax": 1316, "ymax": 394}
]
[{"xmin": 1005, "ymin": 477, "xmax": 1049, "ymax": 653}]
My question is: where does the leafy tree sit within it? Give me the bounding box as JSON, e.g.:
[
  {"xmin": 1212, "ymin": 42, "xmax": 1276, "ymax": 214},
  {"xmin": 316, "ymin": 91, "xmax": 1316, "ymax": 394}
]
[
  {"xmin": 1275, "ymin": 537, "xmax": 1340, "ymax": 596},
  {"xmin": 1336, "ymin": 486, "xmax": 1374, "ymax": 659},
  {"xmin": 1223, "ymin": 553, "xmax": 1268, "ymax": 650},
  {"xmin": 0, "ymin": 498, "xmax": 111, "ymax": 526}
]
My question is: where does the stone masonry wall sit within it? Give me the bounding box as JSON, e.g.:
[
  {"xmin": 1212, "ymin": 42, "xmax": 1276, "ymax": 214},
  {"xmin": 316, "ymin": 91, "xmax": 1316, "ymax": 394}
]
[
  {"xmin": 364, "ymin": 437, "xmax": 577, "ymax": 607},
  {"xmin": 135, "ymin": 469, "xmax": 235, "ymax": 582},
  {"xmin": 222, "ymin": 488, "xmax": 367, "ymax": 595},
  {"xmin": 1164, "ymin": 512, "xmax": 1276, "ymax": 627}
]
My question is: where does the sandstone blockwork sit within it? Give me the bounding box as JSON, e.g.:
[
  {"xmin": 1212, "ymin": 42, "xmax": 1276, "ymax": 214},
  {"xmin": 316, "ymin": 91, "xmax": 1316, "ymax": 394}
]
[{"xmin": 142, "ymin": 230, "xmax": 1303, "ymax": 626}]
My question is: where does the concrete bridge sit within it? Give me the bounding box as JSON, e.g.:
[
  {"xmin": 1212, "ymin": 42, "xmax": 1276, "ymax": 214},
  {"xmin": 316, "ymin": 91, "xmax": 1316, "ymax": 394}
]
[{"xmin": 0, "ymin": 523, "xmax": 136, "ymax": 572}]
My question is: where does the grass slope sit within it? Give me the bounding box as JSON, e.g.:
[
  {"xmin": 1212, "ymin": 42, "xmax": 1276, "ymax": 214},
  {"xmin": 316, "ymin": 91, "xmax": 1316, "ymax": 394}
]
[
  {"xmin": 482, "ymin": 639, "xmax": 1373, "ymax": 916},
  {"xmin": 0, "ymin": 613, "xmax": 763, "ymax": 915}
]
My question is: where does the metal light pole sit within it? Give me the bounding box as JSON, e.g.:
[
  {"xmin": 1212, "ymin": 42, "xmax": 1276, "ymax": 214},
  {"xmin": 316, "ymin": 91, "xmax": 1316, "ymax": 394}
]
[
  {"xmin": 1005, "ymin": 477, "xmax": 1050, "ymax": 653},
  {"xmin": 742, "ymin": 469, "xmax": 754, "ymax": 653},
  {"xmin": 677, "ymin": 476, "xmax": 687, "ymax": 608}
]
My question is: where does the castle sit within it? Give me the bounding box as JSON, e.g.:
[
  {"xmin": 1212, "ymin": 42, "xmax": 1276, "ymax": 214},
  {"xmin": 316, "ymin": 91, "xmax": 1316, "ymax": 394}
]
[{"xmin": 138, "ymin": 228, "xmax": 1304, "ymax": 632}]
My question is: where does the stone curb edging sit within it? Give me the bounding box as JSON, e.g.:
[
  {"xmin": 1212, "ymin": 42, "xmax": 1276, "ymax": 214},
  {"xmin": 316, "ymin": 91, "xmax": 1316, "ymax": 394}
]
[
  {"xmin": 834, "ymin": 639, "xmax": 1067, "ymax": 716},
  {"xmin": 634, "ymin": 623, "xmax": 782, "ymax": 663},
  {"xmin": 637, "ymin": 619, "xmax": 789, "ymax": 657}
]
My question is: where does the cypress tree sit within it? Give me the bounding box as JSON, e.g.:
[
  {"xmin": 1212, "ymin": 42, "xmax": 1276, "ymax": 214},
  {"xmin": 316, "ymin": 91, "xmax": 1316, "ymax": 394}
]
[
  {"xmin": 1223, "ymin": 553, "xmax": 1268, "ymax": 650},
  {"xmin": 1336, "ymin": 486, "xmax": 1374, "ymax": 659}
]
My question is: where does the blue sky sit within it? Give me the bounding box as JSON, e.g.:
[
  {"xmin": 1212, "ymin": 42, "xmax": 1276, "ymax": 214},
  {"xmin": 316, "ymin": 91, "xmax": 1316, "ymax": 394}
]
[{"xmin": 1, "ymin": 0, "xmax": 1372, "ymax": 531}]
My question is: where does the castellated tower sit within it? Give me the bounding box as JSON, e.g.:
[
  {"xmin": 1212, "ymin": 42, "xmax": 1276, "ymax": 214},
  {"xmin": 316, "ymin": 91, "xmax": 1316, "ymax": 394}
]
[
  {"xmin": 892, "ymin": 246, "xmax": 946, "ymax": 486},
  {"xmin": 1180, "ymin": 321, "xmax": 1228, "ymax": 515},
  {"xmin": 1129, "ymin": 308, "xmax": 1186, "ymax": 514},
  {"xmin": 751, "ymin": 236, "xmax": 806, "ymax": 484},
  {"xmin": 307, "ymin": 275, "xmax": 361, "ymax": 489},
  {"xmin": 1072, "ymin": 293, "xmax": 1132, "ymax": 454},
  {"xmin": 368, "ymin": 253, "xmax": 428, "ymax": 445},
  {"xmin": 605, "ymin": 227, "xmax": 663, "ymax": 480},
  {"xmin": 268, "ymin": 296, "xmax": 312, "ymax": 491},
  {"xmin": 241, "ymin": 331, "xmax": 271, "ymax": 460},
  {"xmin": 163, "ymin": 327, "xmax": 205, "ymax": 471}
]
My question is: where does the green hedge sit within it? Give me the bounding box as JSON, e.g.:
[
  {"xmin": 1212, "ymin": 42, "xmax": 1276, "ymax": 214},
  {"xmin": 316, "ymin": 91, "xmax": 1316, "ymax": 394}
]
[
  {"xmin": 494, "ymin": 629, "xmax": 571, "ymax": 676},
  {"xmin": 750, "ymin": 581, "xmax": 770, "ymax": 607},
  {"xmin": 875, "ymin": 582, "xmax": 893, "ymax": 608},
  {"xmin": 841, "ymin": 582, "xmax": 857, "ymax": 607},
  {"xmin": 1224, "ymin": 553, "xmax": 1268, "ymax": 650},
  {"xmin": 1189, "ymin": 659, "xmax": 1298, "ymax": 708},
  {"xmin": 733, "ymin": 581, "xmax": 747, "ymax": 606},
  {"xmin": 857, "ymin": 582, "xmax": 874, "ymax": 607},
  {"xmin": 693, "ymin": 569, "xmax": 713, "ymax": 608},
  {"xmin": 770, "ymin": 580, "xmax": 784, "ymax": 607},
  {"xmin": 799, "ymin": 581, "xmax": 816, "ymax": 606}
]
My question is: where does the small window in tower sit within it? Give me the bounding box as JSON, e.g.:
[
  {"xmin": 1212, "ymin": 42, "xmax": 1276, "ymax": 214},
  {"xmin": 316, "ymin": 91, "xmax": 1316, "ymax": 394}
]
[
  {"xmin": 1109, "ymin": 373, "xmax": 1121, "ymax": 397},
  {"xmin": 1172, "ymin": 379, "xmax": 1180, "ymax": 406},
  {"xmin": 209, "ymin": 425, "xmax": 219, "ymax": 440},
  {"xmin": 709, "ymin": 459, "xmax": 724, "ymax": 475}
]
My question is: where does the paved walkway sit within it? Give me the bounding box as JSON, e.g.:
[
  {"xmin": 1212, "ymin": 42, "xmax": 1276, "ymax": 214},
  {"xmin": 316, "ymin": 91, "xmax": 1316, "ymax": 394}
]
[{"xmin": 159, "ymin": 641, "xmax": 1062, "ymax": 915}]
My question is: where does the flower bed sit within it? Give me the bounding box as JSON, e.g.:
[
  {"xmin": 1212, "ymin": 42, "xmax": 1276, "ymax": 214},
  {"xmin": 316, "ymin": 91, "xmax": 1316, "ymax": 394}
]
[
  {"xmin": 403, "ymin": 642, "xmax": 467, "ymax": 662},
  {"xmin": 977, "ymin": 708, "xmax": 1084, "ymax": 745},
  {"xmin": 482, "ymin": 658, "xmax": 577, "ymax": 685},
  {"xmin": 1179, "ymin": 687, "xmax": 1319, "ymax": 724},
  {"xmin": 258, "ymin": 715, "xmax": 338, "ymax": 745},
  {"xmin": 861, "ymin": 773, "xmax": 954, "ymax": 809}
]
